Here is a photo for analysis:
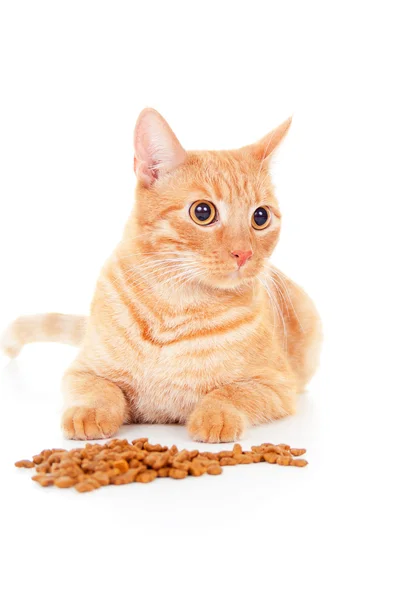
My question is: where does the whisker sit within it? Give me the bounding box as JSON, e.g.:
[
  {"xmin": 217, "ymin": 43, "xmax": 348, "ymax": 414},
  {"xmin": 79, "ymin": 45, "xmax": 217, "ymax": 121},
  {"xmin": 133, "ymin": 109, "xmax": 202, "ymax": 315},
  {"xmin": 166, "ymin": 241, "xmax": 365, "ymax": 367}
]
[
  {"xmin": 257, "ymin": 275, "xmax": 288, "ymax": 349},
  {"xmin": 257, "ymin": 276, "xmax": 277, "ymax": 333},
  {"xmin": 269, "ymin": 266, "xmax": 304, "ymax": 332}
]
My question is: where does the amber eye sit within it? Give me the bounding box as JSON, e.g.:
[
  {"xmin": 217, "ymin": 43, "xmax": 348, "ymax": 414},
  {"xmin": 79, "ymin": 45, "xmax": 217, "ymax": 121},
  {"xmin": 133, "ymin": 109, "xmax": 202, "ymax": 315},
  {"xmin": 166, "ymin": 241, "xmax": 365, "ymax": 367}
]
[
  {"xmin": 189, "ymin": 200, "xmax": 216, "ymax": 226},
  {"xmin": 252, "ymin": 206, "xmax": 272, "ymax": 230}
]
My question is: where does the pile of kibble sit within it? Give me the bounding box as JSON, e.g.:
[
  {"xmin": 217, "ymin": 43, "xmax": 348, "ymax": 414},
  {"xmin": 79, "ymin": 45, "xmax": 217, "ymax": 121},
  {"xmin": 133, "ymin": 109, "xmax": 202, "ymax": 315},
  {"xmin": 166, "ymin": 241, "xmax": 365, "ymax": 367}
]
[{"xmin": 15, "ymin": 438, "xmax": 308, "ymax": 493}]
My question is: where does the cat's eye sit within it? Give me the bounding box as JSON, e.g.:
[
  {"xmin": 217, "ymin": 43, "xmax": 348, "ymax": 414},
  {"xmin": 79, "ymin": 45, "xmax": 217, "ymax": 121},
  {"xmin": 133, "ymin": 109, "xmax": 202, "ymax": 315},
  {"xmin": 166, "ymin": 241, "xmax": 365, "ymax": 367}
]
[
  {"xmin": 189, "ymin": 200, "xmax": 216, "ymax": 226},
  {"xmin": 252, "ymin": 206, "xmax": 272, "ymax": 230}
]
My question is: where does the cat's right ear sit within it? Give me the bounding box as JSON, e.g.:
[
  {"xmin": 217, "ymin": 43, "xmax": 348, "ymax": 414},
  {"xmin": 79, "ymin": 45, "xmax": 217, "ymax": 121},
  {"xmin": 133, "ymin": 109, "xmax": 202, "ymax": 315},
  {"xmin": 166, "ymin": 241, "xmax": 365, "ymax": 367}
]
[
  {"xmin": 134, "ymin": 108, "xmax": 187, "ymax": 186},
  {"xmin": 248, "ymin": 117, "xmax": 292, "ymax": 163}
]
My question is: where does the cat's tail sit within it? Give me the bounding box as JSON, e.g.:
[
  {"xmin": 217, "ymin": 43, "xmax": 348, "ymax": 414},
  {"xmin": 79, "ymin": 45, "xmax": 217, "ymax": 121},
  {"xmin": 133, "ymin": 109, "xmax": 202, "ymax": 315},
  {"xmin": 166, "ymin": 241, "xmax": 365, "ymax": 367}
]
[{"xmin": 1, "ymin": 313, "xmax": 87, "ymax": 358}]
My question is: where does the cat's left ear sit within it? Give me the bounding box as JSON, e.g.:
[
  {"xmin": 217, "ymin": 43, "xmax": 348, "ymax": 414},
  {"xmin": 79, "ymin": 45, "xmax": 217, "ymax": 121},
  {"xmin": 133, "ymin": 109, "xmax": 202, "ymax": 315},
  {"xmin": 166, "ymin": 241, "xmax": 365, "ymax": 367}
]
[
  {"xmin": 249, "ymin": 117, "xmax": 292, "ymax": 163},
  {"xmin": 134, "ymin": 108, "xmax": 187, "ymax": 186}
]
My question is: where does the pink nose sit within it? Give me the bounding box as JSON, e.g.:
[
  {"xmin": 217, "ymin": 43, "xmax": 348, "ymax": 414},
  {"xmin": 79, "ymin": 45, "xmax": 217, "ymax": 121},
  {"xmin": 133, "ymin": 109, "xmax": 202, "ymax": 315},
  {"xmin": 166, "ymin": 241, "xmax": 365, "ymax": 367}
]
[{"xmin": 231, "ymin": 249, "xmax": 253, "ymax": 267}]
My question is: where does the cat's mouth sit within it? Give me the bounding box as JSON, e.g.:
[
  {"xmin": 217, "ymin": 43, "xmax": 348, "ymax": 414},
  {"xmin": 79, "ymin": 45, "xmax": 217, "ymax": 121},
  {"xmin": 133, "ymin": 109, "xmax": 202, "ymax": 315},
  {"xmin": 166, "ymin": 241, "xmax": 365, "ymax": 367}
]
[
  {"xmin": 228, "ymin": 269, "xmax": 246, "ymax": 279},
  {"xmin": 204, "ymin": 265, "xmax": 258, "ymax": 290},
  {"xmin": 229, "ymin": 259, "xmax": 261, "ymax": 278}
]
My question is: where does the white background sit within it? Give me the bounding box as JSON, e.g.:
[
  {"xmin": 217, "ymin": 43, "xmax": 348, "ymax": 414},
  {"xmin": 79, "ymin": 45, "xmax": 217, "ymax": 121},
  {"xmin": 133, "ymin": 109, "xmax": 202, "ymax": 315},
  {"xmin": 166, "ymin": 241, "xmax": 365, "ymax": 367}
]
[{"xmin": 0, "ymin": 1, "xmax": 400, "ymax": 599}]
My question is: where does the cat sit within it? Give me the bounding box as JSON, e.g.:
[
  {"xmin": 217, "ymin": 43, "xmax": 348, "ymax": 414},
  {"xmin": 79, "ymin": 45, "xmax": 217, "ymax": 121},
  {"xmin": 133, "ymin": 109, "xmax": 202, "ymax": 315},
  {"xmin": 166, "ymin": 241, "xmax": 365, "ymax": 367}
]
[{"xmin": 1, "ymin": 108, "xmax": 322, "ymax": 442}]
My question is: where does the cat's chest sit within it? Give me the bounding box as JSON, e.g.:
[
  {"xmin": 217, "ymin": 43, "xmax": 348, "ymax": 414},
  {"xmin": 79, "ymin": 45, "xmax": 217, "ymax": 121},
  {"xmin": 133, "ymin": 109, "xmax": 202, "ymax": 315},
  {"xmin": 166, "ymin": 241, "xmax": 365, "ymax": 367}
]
[
  {"xmin": 136, "ymin": 336, "xmax": 243, "ymax": 389},
  {"xmin": 131, "ymin": 322, "xmax": 258, "ymax": 422}
]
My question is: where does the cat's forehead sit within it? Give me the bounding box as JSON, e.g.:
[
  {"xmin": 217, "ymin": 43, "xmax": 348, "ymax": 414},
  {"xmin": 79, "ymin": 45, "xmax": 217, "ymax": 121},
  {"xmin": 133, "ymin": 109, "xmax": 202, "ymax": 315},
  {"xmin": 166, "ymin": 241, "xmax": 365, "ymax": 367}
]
[{"xmin": 187, "ymin": 150, "xmax": 275, "ymax": 207}]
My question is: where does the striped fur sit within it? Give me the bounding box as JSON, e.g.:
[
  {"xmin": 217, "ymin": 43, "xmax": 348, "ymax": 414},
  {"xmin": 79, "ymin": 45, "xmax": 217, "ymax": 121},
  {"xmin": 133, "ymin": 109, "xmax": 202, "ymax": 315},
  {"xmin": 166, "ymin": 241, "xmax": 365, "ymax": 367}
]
[
  {"xmin": 2, "ymin": 109, "xmax": 322, "ymax": 442},
  {"xmin": 2, "ymin": 314, "xmax": 86, "ymax": 358}
]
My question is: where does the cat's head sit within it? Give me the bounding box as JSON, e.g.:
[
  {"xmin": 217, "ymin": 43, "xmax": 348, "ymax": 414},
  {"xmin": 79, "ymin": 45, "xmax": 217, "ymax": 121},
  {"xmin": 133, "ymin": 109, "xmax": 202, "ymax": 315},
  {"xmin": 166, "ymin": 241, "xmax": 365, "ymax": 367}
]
[{"xmin": 131, "ymin": 108, "xmax": 291, "ymax": 291}]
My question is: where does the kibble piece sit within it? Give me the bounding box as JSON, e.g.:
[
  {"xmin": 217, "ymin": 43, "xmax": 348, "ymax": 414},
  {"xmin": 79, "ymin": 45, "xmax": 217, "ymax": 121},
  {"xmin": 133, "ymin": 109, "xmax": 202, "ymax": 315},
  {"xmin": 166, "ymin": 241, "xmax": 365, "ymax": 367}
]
[
  {"xmin": 105, "ymin": 452, "xmax": 120, "ymax": 462},
  {"xmin": 75, "ymin": 481, "xmax": 96, "ymax": 493},
  {"xmin": 81, "ymin": 459, "xmax": 95, "ymax": 472},
  {"xmin": 111, "ymin": 445, "xmax": 125, "ymax": 454},
  {"xmin": 131, "ymin": 437, "xmax": 148, "ymax": 446},
  {"xmin": 199, "ymin": 452, "xmax": 219, "ymax": 461},
  {"xmin": 188, "ymin": 450, "xmax": 199, "ymax": 460},
  {"xmin": 135, "ymin": 470, "xmax": 158, "ymax": 483},
  {"xmin": 144, "ymin": 453, "xmax": 169, "ymax": 470},
  {"xmin": 174, "ymin": 450, "xmax": 190, "ymax": 462},
  {"xmin": 50, "ymin": 466, "xmax": 67, "ymax": 477},
  {"xmin": 112, "ymin": 468, "xmax": 143, "ymax": 485},
  {"xmin": 54, "ymin": 476, "xmax": 76, "ymax": 488},
  {"xmin": 96, "ymin": 450, "xmax": 109, "ymax": 460},
  {"xmin": 32, "ymin": 455, "xmax": 44, "ymax": 465},
  {"xmin": 91, "ymin": 460, "xmax": 109, "ymax": 472},
  {"xmin": 113, "ymin": 459, "xmax": 129, "ymax": 474},
  {"xmin": 90, "ymin": 443, "xmax": 103, "ymax": 451},
  {"xmin": 252, "ymin": 454, "xmax": 263, "ymax": 463},
  {"xmin": 56, "ymin": 467, "xmax": 80, "ymax": 478},
  {"xmin": 252, "ymin": 444, "xmax": 272, "ymax": 454},
  {"xmin": 84, "ymin": 478, "xmax": 102, "ymax": 489},
  {"xmin": 219, "ymin": 457, "xmax": 237, "ymax": 466},
  {"xmin": 290, "ymin": 459, "xmax": 308, "ymax": 467},
  {"xmin": 50, "ymin": 462, "xmax": 64, "ymax": 473},
  {"xmin": 157, "ymin": 468, "xmax": 170, "ymax": 478},
  {"xmin": 120, "ymin": 451, "xmax": 136, "ymax": 460},
  {"xmin": 236, "ymin": 455, "xmax": 253, "ymax": 464},
  {"xmin": 290, "ymin": 448, "xmax": 306, "ymax": 457},
  {"xmin": 196, "ymin": 458, "xmax": 220, "ymax": 468},
  {"xmin": 108, "ymin": 438, "xmax": 125, "ymax": 448},
  {"xmin": 131, "ymin": 450, "xmax": 147, "ymax": 461},
  {"xmin": 218, "ymin": 451, "xmax": 234, "ymax": 459},
  {"xmin": 58, "ymin": 458, "xmax": 76, "ymax": 468},
  {"xmin": 191, "ymin": 457, "xmax": 209, "ymax": 467},
  {"xmin": 110, "ymin": 473, "xmax": 131, "ymax": 485},
  {"xmin": 188, "ymin": 462, "xmax": 206, "ymax": 477},
  {"xmin": 92, "ymin": 472, "xmax": 110, "ymax": 485},
  {"xmin": 270, "ymin": 445, "xmax": 289, "ymax": 455},
  {"xmin": 15, "ymin": 460, "xmax": 35, "ymax": 468},
  {"xmin": 105, "ymin": 467, "xmax": 121, "ymax": 479},
  {"xmin": 254, "ymin": 444, "xmax": 280, "ymax": 455},
  {"xmin": 144, "ymin": 442, "xmax": 168, "ymax": 453},
  {"xmin": 276, "ymin": 455, "xmax": 292, "ymax": 466},
  {"xmin": 207, "ymin": 465, "xmax": 223, "ymax": 475},
  {"xmin": 32, "ymin": 475, "xmax": 55, "ymax": 487},
  {"xmin": 265, "ymin": 444, "xmax": 283, "ymax": 453},
  {"xmin": 233, "ymin": 443, "xmax": 243, "ymax": 455},
  {"xmin": 48, "ymin": 452, "xmax": 65, "ymax": 465},
  {"xmin": 278, "ymin": 444, "xmax": 291, "ymax": 451},
  {"xmin": 171, "ymin": 459, "xmax": 192, "ymax": 472},
  {"xmin": 263, "ymin": 452, "xmax": 278, "ymax": 464},
  {"xmin": 169, "ymin": 468, "xmax": 188, "ymax": 479},
  {"xmin": 35, "ymin": 462, "xmax": 51, "ymax": 473},
  {"xmin": 32, "ymin": 474, "xmax": 46, "ymax": 483}
]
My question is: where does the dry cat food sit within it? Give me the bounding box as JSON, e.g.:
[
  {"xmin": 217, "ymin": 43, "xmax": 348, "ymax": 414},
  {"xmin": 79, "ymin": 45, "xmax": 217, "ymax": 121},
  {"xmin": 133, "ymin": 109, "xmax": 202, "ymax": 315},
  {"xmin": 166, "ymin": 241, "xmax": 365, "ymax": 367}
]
[{"xmin": 15, "ymin": 438, "xmax": 308, "ymax": 493}]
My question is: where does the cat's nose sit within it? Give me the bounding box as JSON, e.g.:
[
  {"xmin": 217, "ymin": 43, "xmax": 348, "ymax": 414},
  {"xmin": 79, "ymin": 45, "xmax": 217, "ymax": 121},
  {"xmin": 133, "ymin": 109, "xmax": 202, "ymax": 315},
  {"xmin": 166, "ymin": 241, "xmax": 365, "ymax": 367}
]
[{"xmin": 230, "ymin": 249, "xmax": 253, "ymax": 267}]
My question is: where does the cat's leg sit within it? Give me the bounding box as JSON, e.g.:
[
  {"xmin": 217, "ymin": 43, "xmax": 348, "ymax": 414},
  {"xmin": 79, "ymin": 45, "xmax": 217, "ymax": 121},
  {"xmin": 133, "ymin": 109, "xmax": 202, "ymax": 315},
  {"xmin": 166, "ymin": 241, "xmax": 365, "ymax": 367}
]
[
  {"xmin": 61, "ymin": 368, "xmax": 128, "ymax": 440},
  {"xmin": 187, "ymin": 378, "xmax": 296, "ymax": 443}
]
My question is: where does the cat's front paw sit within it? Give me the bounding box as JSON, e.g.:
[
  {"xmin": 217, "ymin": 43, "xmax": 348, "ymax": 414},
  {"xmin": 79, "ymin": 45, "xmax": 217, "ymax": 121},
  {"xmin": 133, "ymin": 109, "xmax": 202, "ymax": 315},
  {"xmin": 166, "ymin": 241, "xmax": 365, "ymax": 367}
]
[
  {"xmin": 62, "ymin": 405, "xmax": 121, "ymax": 440},
  {"xmin": 187, "ymin": 402, "xmax": 247, "ymax": 443}
]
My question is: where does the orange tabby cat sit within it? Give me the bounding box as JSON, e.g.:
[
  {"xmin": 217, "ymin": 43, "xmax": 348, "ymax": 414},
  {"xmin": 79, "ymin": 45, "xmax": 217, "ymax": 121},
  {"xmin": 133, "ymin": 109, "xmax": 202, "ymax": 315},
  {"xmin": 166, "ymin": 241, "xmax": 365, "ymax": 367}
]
[{"xmin": 1, "ymin": 108, "xmax": 321, "ymax": 442}]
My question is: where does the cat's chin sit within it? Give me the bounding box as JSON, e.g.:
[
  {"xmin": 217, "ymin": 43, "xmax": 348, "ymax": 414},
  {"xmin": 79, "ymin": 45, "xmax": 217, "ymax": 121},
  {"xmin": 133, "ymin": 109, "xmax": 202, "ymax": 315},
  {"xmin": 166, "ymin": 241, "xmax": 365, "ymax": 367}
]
[{"xmin": 203, "ymin": 270, "xmax": 255, "ymax": 291}]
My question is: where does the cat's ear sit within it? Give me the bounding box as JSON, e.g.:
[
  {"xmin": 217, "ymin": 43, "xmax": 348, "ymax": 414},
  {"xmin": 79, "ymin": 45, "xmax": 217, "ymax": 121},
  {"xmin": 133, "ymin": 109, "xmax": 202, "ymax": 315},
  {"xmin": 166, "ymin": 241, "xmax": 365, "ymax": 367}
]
[
  {"xmin": 249, "ymin": 117, "xmax": 292, "ymax": 163},
  {"xmin": 134, "ymin": 108, "xmax": 187, "ymax": 186}
]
